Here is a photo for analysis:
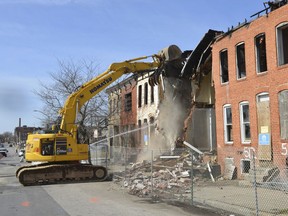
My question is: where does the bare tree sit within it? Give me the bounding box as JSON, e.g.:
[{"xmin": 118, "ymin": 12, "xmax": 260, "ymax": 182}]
[
  {"xmin": 34, "ymin": 59, "xmax": 109, "ymax": 143},
  {"xmin": 0, "ymin": 132, "xmax": 14, "ymax": 143}
]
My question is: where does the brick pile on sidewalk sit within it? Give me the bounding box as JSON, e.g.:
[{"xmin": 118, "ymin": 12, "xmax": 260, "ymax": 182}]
[{"xmin": 113, "ymin": 150, "xmax": 220, "ymax": 198}]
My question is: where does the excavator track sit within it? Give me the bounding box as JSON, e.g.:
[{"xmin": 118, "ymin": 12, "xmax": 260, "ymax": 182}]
[{"xmin": 16, "ymin": 163, "xmax": 108, "ymax": 186}]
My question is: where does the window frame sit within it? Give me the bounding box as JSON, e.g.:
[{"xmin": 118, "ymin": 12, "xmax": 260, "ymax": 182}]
[
  {"xmin": 239, "ymin": 101, "xmax": 251, "ymax": 144},
  {"xmin": 223, "ymin": 104, "xmax": 233, "ymax": 144},
  {"xmin": 236, "ymin": 42, "xmax": 246, "ymax": 80},
  {"xmin": 257, "ymin": 92, "xmax": 270, "ymax": 102},
  {"xmin": 220, "ymin": 49, "xmax": 229, "ymax": 84},
  {"xmin": 150, "ymin": 85, "xmax": 154, "ymax": 104},
  {"xmin": 255, "ymin": 33, "xmax": 268, "ymax": 73},
  {"xmin": 124, "ymin": 92, "xmax": 132, "ymax": 112},
  {"xmin": 144, "ymin": 82, "xmax": 148, "ymax": 105},
  {"xmin": 138, "ymin": 85, "xmax": 142, "ymax": 108},
  {"xmin": 276, "ymin": 22, "xmax": 288, "ymax": 66},
  {"xmin": 278, "ymin": 90, "xmax": 288, "ymax": 140}
]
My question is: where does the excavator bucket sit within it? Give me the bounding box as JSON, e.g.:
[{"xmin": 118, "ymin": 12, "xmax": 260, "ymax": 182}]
[
  {"xmin": 148, "ymin": 45, "xmax": 190, "ymax": 86},
  {"xmin": 158, "ymin": 44, "xmax": 182, "ymax": 62}
]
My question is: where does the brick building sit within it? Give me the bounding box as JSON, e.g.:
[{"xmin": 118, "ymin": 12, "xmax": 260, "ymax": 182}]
[
  {"xmin": 14, "ymin": 125, "xmax": 42, "ymax": 144},
  {"xmin": 120, "ymin": 76, "xmax": 138, "ymax": 148},
  {"xmin": 212, "ymin": 3, "xmax": 288, "ymax": 177},
  {"xmin": 106, "ymin": 75, "xmax": 138, "ymax": 148}
]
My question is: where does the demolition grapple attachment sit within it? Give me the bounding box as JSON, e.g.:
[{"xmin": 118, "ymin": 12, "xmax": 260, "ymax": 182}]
[{"xmin": 148, "ymin": 45, "xmax": 191, "ymax": 86}]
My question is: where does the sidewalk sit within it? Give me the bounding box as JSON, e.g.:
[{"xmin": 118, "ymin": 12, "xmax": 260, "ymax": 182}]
[{"xmin": 181, "ymin": 181, "xmax": 288, "ymax": 216}]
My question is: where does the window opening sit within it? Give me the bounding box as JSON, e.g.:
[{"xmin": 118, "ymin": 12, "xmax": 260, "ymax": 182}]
[
  {"xmin": 138, "ymin": 85, "xmax": 142, "ymax": 108},
  {"xmin": 220, "ymin": 50, "xmax": 229, "ymax": 83},
  {"xmin": 277, "ymin": 23, "xmax": 288, "ymax": 66},
  {"xmin": 151, "ymin": 85, "xmax": 154, "ymax": 104},
  {"xmin": 224, "ymin": 105, "xmax": 233, "ymax": 143},
  {"xmin": 240, "ymin": 102, "xmax": 251, "ymax": 143},
  {"xmin": 144, "ymin": 83, "xmax": 148, "ymax": 105},
  {"xmin": 255, "ymin": 34, "xmax": 267, "ymax": 73},
  {"xmin": 124, "ymin": 93, "xmax": 132, "ymax": 112},
  {"xmin": 241, "ymin": 159, "xmax": 251, "ymax": 174},
  {"xmin": 236, "ymin": 43, "xmax": 246, "ymax": 79}
]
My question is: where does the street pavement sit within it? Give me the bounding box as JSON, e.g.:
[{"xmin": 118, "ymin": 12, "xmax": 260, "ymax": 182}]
[
  {"xmin": 0, "ymin": 146, "xmax": 223, "ymax": 216},
  {"xmin": 2, "ymin": 145, "xmax": 286, "ymax": 215}
]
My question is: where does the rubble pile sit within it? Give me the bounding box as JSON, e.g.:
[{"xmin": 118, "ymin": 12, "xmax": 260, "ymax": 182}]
[{"xmin": 114, "ymin": 150, "xmax": 219, "ymax": 199}]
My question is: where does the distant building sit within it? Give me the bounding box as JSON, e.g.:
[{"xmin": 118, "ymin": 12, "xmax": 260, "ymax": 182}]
[{"xmin": 14, "ymin": 125, "xmax": 42, "ymax": 144}]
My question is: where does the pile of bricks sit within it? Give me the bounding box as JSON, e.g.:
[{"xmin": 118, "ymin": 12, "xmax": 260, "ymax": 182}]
[{"xmin": 114, "ymin": 151, "xmax": 218, "ymax": 198}]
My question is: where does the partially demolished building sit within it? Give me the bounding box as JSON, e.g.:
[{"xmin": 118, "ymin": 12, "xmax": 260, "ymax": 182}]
[{"xmin": 106, "ymin": 2, "xmax": 288, "ymax": 180}]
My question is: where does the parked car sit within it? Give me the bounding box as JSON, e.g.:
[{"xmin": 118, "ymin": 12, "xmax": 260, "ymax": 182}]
[{"xmin": 0, "ymin": 148, "xmax": 8, "ymax": 157}]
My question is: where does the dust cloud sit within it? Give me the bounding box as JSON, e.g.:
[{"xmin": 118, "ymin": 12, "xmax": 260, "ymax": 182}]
[{"xmin": 136, "ymin": 77, "xmax": 189, "ymax": 161}]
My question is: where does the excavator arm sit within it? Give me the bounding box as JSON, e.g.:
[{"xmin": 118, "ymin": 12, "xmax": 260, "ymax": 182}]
[{"xmin": 59, "ymin": 55, "xmax": 162, "ymax": 138}]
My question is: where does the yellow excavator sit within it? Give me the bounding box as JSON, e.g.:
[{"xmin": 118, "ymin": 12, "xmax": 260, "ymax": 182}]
[{"xmin": 16, "ymin": 45, "xmax": 186, "ymax": 186}]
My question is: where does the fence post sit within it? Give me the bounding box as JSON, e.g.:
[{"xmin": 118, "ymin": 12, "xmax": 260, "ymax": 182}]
[
  {"xmin": 95, "ymin": 146, "xmax": 98, "ymax": 165},
  {"xmin": 252, "ymin": 151, "xmax": 259, "ymax": 216},
  {"xmin": 151, "ymin": 150, "xmax": 154, "ymax": 198},
  {"xmin": 105, "ymin": 145, "xmax": 108, "ymax": 168},
  {"xmin": 190, "ymin": 149, "xmax": 194, "ymax": 206},
  {"xmin": 124, "ymin": 146, "xmax": 127, "ymax": 182}
]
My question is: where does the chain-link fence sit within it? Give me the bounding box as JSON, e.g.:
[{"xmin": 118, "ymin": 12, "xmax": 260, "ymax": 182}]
[{"xmin": 89, "ymin": 144, "xmax": 288, "ymax": 216}]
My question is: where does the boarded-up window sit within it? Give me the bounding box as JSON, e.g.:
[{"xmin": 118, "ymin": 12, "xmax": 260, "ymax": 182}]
[
  {"xmin": 255, "ymin": 34, "xmax": 267, "ymax": 73},
  {"xmin": 278, "ymin": 90, "xmax": 288, "ymax": 139},
  {"xmin": 220, "ymin": 50, "xmax": 229, "ymax": 83},
  {"xmin": 236, "ymin": 43, "xmax": 246, "ymax": 79},
  {"xmin": 277, "ymin": 22, "xmax": 288, "ymax": 66},
  {"xmin": 223, "ymin": 105, "xmax": 233, "ymax": 143},
  {"xmin": 256, "ymin": 93, "xmax": 271, "ymax": 160}
]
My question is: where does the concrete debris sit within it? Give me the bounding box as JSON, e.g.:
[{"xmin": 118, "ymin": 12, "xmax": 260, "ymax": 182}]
[{"xmin": 114, "ymin": 150, "xmax": 220, "ymax": 198}]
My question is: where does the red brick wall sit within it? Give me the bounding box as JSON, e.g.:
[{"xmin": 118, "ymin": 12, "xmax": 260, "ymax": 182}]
[
  {"xmin": 212, "ymin": 5, "xmax": 288, "ymax": 177},
  {"xmin": 120, "ymin": 79, "xmax": 137, "ymax": 126}
]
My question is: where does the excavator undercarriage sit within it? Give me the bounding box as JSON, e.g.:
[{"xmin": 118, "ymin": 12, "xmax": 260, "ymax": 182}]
[{"xmin": 16, "ymin": 163, "xmax": 107, "ymax": 186}]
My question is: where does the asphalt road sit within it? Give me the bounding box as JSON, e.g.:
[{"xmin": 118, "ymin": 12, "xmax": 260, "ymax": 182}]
[{"xmin": 0, "ymin": 146, "xmax": 223, "ymax": 216}]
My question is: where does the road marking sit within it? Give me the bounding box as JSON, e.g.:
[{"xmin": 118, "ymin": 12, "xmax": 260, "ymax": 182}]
[
  {"xmin": 89, "ymin": 197, "xmax": 99, "ymax": 203},
  {"xmin": 21, "ymin": 201, "xmax": 30, "ymax": 207}
]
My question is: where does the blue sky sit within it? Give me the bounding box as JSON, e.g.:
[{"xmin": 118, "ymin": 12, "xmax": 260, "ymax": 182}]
[{"xmin": 0, "ymin": 0, "xmax": 265, "ymax": 134}]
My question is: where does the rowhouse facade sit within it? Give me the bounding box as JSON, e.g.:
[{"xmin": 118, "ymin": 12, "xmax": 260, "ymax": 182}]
[{"xmin": 212, "ymin": 4, "xmax": 288, "ymax": 178}]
